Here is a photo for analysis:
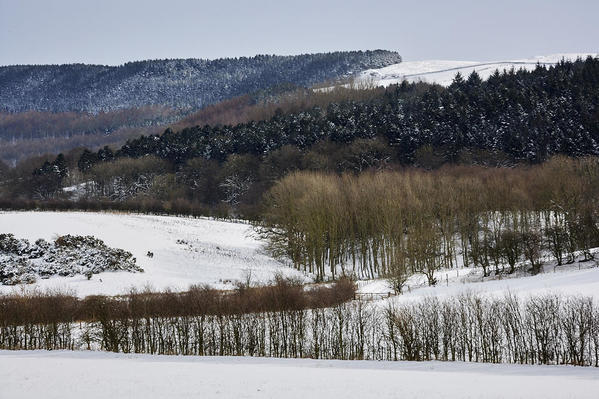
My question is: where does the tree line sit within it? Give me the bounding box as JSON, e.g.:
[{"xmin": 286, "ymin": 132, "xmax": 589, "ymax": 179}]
[
  {"xmin": 260, "ymin": 157, "xmax": 599, "ymax": 282},
  {"xmin": 0, "ymin": 50, "xmax": 401, "ymax": 113},
  {"xmin": 0, "ymin": 277, "xmax": 354, "ymax": 347},
  {"xmin": 2, "ymin": 57, "xmax": 598, "ymax": 220},
  {"xmin": 89, "ymin": 57, "xmax": 599, "ymax": 167},
  {"xmin": 2, "ymin": 292, "xmax": 598, "ymax": 367},
  {"xmin": 0, "ymin": 83, "xmax": 382, "ymax": 166}
]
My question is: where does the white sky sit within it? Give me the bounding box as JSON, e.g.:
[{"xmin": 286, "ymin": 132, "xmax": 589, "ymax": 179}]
[{"xmin": 0, "ymin": 0, "xmax": 598, "ymax": 66}]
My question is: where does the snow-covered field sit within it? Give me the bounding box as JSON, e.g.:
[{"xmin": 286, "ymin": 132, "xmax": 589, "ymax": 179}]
[
  {"xmin": 1, "ymin": 350, "xmax": 598, "ymax": 399},
  {"xmin": 357, "ymin": 53, "xmax": 598, "ymax": 87},
  {"xmin": 2, "ymin": 211, "xmax": 599, "ymax": 398},
  {"xmin": 0, "ymin": 211, "xmax": 307, "ymax": 296},
  {"xmin": 358, "ymin": 257, "xmax": 599, "ymax": 304},
  {"xmin": 3, "ymin": 211, "xmax": 598, "ymax": 302}
]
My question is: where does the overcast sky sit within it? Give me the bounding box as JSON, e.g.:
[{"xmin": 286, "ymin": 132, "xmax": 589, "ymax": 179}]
[{"xmin": 1, "ymin": 0, "xmax": 597, "ymax": 66}]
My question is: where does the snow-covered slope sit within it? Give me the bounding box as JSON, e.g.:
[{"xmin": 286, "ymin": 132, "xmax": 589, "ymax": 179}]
[
  {"xmin": 0, "ymin": 211, "xmax": 306, "ymax": 296},
  {"xmin": 358, "ymin": 257, "xmax": 599, "ymax": 306},
  {"xmin": 358, "ymin": 53, "xmax": 599, "ymax": 87},
  {"xmin": 3, "ymin": 211, "xmax": 598, "ymax": 302},
  {"xmin": 2, "ymin": 350, "xmax": 598, "ymax": 399}
]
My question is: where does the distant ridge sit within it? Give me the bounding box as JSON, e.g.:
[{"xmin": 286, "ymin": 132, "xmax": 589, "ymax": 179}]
[{"xmin": 0, "ymin": 50, "xmax": 402, "ymax": 113}]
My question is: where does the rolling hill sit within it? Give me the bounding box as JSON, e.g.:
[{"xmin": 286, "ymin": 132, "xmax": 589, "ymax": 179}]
[{"xmin": 0, "ymin": 50, "xmax": 401, "ymax": 113}]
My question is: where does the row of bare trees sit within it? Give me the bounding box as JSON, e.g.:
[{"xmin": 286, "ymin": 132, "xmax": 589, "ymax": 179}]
[
  {"xmin": 2, "ymin": 292, "xmax": 598, "ymax": 366},
  {"xmin": 0, "ymin": 277, "xmax": 354, "ymax": 326},
  {"xmin": 260, "ymin": 157, "xmax": 599, "ymax": 283}
]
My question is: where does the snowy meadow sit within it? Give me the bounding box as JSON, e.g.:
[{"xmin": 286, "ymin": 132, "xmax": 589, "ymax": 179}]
[
  {"xmin": 1, "ymin": 209, "xmax": 599, "ymax": 398},
  {"xmin": 2, "ymin": 351, "xmax": 599, "ymax": 399},
  {"xmin": 0, "ymin": 211, "xmax": 306, "ymax": 296}
]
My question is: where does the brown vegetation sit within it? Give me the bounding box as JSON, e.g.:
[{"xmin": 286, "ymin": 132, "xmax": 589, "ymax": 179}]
[
  {"xmin": 1, "ymin": 290, "xmax": 597, "ymax": 366},
  {"xmin": 0, "ymin": 107, "xmax": 177, "ymax": 165},
  {"xmin": 0, "ymin": 85, "xmax": 386, "ymax": 166},
  {"xmin": 169, "ymin": 85, "xmax": 385, "ymax": 132},
  {"xmin": 260, "ymin": 157, "xmax": 599, "ymax": 282},
  {"xmin": 0, "ymin": 277, "xmax": 355, "ymax": 327}
]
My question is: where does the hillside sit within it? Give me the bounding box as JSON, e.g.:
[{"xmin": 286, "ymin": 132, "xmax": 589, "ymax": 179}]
[
  {"xmin": 0, "ymin": 50, "xmax": 401, "ymax": 113},
  {"xmin": 2, "ymin": 210, "xmax": 599, "ymax": 389},
  {"xmin": 0, "ymin": 211, "xmax": 305, "ymax": 296},
  {"xmin": 2, "ymin": 211, "xmax": 598, "ymax": 300},
  {"xmin": 357, "ymin": 53, "xmax": 598, "ymax": 87},
  {"xmin": 2, "ymin": 58, "xmax": 598, "ymax": 218},
  {"xmin": 89, "ymin": 57, "xmax": 599, "ymax": 169}
]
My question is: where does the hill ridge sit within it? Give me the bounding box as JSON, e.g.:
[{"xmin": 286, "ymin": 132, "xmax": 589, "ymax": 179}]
[{"xmin": 0, "ymin": 50, "xmax": 402, "ymax": 113}]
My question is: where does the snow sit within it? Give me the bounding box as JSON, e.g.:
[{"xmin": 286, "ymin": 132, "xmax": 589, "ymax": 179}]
[
  {"xmin": 3, "ymin": 211, "xmax": 599, "ymax": 302},
  {"xmin": 358, "ymin": 257, "xmax": 599, "ymax": 305},
  {"xmin": 0, "ymin": 211, "xmax": 307, "ymax": 296},
  {"xmin": 61, "ymin": 182, "xmax": 90, "ymax": 201},
  {"xmin": 0, "ymin": 233, "xmax": 142, "ymax": 285},
  {"xmin": 1, "ymin": 350, "xmax": 597, "ymax": 399},
  {"xmin": 3, "ymin": 212, "xmax": 599, "ymax": 397},
  {"xmin": 357, "ymin": 53, "xmax": 599, "ymax": 87}
]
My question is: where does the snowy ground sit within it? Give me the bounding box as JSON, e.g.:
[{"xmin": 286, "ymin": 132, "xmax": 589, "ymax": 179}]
[
  {"xmin": 0, "ymin": 211, "xmax": 307, "ymax": 296},
  {"xmin": 3, "ymin": 211, "xmax": 598, "ymax": 302},
  {"xmin": 358, "ymin": 256, "xmax": 599, "ymax": 305},
  {"xmin": 356, "ymin": 53, "xmax": 598, "ymax": 87},
  {"xmin": 3, "ymin": 212, "xmax": 599, "ymax": 398},
  {"xmin": 1, "ymin": 350, "xmax": 597, "ymax": 399}
]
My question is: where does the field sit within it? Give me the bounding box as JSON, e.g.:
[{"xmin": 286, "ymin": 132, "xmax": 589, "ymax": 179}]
[
  {"xmin": 3, "ymin": 211, "xmax": 598, "ymax": 300},
  {"xmin": 0, "ymin": 211, "xmax": 306, "ymax": 296},
  {"xmin": 1, "ymin": 350, "xmax": 598, "ymax": 399},
  {"xmin": 363, "ymin": 256, "xmax": 599, "ymax": 305},
  {"xmin": 2, "ymin": 211, "xmax": 599, "ymax": 398}
]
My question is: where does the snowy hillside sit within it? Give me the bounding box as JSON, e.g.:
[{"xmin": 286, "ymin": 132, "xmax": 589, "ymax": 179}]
[
  {"xmin": 358, "ymin": 256, "xmax": 599, "ymax": 305},
  {"xmin": 357, "ymin": 53, "xmax": 599, "ymax": 87},
  {"xmin": 2, "ymin": 351, "xmax": 598, "ymax": 399},
  {"xmin": 3, "ymin": 211, "xmax": 599, "ymax": 398},
  {"xmin": 0, "ymin": 211, "xmax": 306, "ymax": 296},
  {"xmin": 0, "ymin": 51, "xmax": 401, "ymax": 113},
  {"xmin": 2, "ymin": 211, "xmax": 598, "ymax": 300}
]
